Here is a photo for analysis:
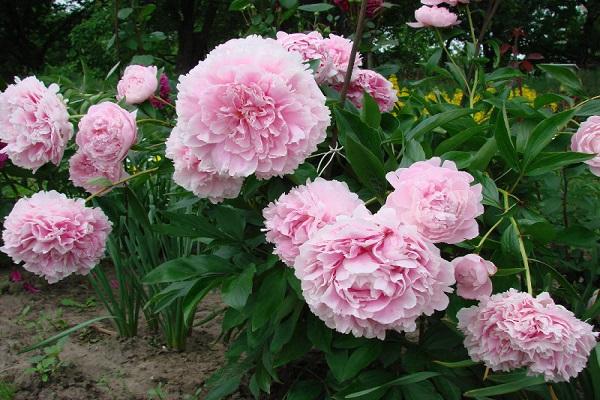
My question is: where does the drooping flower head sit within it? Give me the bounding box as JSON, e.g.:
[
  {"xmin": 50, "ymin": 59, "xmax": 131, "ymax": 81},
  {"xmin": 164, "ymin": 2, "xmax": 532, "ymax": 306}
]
[
  {"xmin": 263, "ymin": 178, "xmax": 365, "ymax": 266},
  {"xmin": 295, "ymin": 207, "xmax": 455, "ymax": 339},
  {"xmin": 165, "ymin": 126, "xmax": 244, "ymax": 203},
  {"xmin": 570, "ymin": 115, "xmax": 600, "ymax": 176},
  {"xmin": 68, "ymin": 151, "xmax": 128, "ymax": 194},
  {"xmin": 407, "ymin": 6, "xmax": 461, "ymax": 28},
  {"xmin": 76, "ymin": 102, "xmax": 137, "ymax": 166},
  {"xmin": 116, "ymin": 64, "xmax": 159, "ymax": 105},
  {"xmin": 385, "ymin": 157, "xmax": 483, "ymax": 244},
  {"xmin": 452, "ymin": 254, "xmax": 497, "ymax": 300},
  {"xmin": 171, "ymin": 35, "xmax": 330, "ymax": 183},
  {"xmin": 337, "ymin": 69, "xmax": 398, "ymax": 113},
  {"xmin": 0, "ymin": 77, "xmax": 73, "ymax": 171},
  {"xmin": 457, "ymin": 289, "xmax": 598, "ymax": 382},
  {"xmin": 1, "ymin": 191, "xmax": 112, "ymax": 283}
]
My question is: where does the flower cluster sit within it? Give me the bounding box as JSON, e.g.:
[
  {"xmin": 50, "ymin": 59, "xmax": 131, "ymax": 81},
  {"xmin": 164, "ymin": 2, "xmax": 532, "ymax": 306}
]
[
  {"xmin": 1, "ymin": 191, "xmax": 112, "ymax": 283},
  {"xmin": 458, "ymin": 289, "xmax": 598, "ymax": 382},
  {"xmin": 117, "ymin": 64, "xmax": 159, "ymax": 105},
  {"xmin": 69, "ymin": 102, "xmax": 137, "ymax": 194},
  {"xmin": 570, "ymin": 115, "xmax": 600, "ymax": 177},
  {"xmin": 276, "ymin": 31, "xmax": 397, "ymax": 113},
  {"xmin": 166, "ymin": 35, "xmax": 331, "ymax": 202},
  {"xmin": 0, "ymin": 77, "xmax": 73, "ymax": 171},
  {"xmin": 408, "ymin": 0, "xmax": 468, "ymax": 28},
  {"xmin": 264, "ymin": 157, "xmax": 486, "ymax": 338}
]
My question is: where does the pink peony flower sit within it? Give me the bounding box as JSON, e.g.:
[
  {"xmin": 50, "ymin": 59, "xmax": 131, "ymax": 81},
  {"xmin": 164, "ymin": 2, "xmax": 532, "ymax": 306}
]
[
  {"xmin": 452, "ymin": 254, "xmax": 496, "ymax": 300},
  {"xmin": 337, "ymin": 69, "xmax": 398, "ymax": 113},
  {"xmin": 0, "ymin": 77, "xmax": 73, "ymax": 171},
  {"xmin": 457, "ymin": 289, "xmax": 598, "ymax": 382},
  {"xmin": 76, "ymin": 102, "xmax": 137, "ymax": 166},
  {"xmin": 149, "ymin": 73, "xmax": 172, "ymax": 109},
  {"xmin": 407, "ymin": 6, "xmax": 461, "ymax": 28},
  {"xmin": 0, "ymin": 142, "xmax": 8, "ymax": 168},
  {"xmin": 172, "ymin": 35, "xmax": 330, "ymax": 180},
  {"xmin": 276, "ymin": 31, "xmax": 334, "ymax": 84},
  {"xmin": 385, "ymin": 157, "xmax": 483, "ymax": 244},
  {"xmin": 165, "ymin": 126, "xmax": 244, "ymax": 203},
  {"xmin": 421, "ymin": 0, "xmax": 469, "ymax": 6},
  {"xmin": 116, "ymin": 64, "xmax": 159, "ymax": 104},
  {"xmin": 69, "ymin": 151, "xmax": 128, "ymax": 195},
  {"xmin": 295, "ymin": 207, "xmax": 455, "ymax": 339},
  {"xmin": 321, "ymin": 34, "xmax": 362, "ymax": 85},
  {"xmin": 570, "ymin": 115, "xmax": 600, "ymax": 176},
  {"xmin": 0, "ymin": 191, "xmax": 112, "ymax": 283},
  {"xmin": 263, "ymin": 178, "xmax": 365, "ymax": 266}
]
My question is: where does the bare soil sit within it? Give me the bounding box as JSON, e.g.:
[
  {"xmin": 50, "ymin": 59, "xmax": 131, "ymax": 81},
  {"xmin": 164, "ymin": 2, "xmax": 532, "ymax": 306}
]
[{"xmin": 0, "ymin": 267, "xmax": 240, "ymax": 400}]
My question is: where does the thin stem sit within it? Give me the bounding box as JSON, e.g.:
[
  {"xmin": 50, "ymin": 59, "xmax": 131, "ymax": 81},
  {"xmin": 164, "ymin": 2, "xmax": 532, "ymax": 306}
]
[
  {"xmin": 562, "ymin": 169, "xmax": 569, "ymax": 228},
  {"xmin": 137, "ymin": 118, "xmax": 174, "ymax": 127},
  {"xmin": 364, "ymin": 197, "xmax": 378, "ymax": 206},
  {"xmin": 85, "ymin": 167, "xmax": 159, "ymax": 203},
  {"xmin": 475, "ymin": 0, "xmax": 501, "ymax": 58},
  {"xmin": 475, "ymin": 217, "xmax": 504, "ymax": 253},
  {"xmin": 548, "ymin": 384, "xmax": 559, "ymax": 400},
  {"xmin": 504, "ymin": 191, "xmax": 533, "ymax": 295},
  {"xmin": 466, "ymin": 5, "xmax": 477, "ymax": 46},
  {"xmin": 435, "ymin": 29, "xmax": 472, "ymax": 99},
  {"xmin": 150, "ymin": 95, "xmax": 175, "ymax": 110},
  {"xmin": 69, "ymin": 114, "xmax": 85, "ymax": 120}
]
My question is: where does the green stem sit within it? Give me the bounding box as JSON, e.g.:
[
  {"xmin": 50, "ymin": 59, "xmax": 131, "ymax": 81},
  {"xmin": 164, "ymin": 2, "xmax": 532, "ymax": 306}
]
[
  {"xmin": 435, "ymin": 29, "xmax": 472, "ymax": 100},
  {"xmin": 475, "ymin": 217, "xmax": 504, "ymax": 253},
  {"xmin": 85, "ymin": 167, "xmax": 159, "ymax": 203},
  {"xmin": 504, "ymin": 191, "xmax": 533, "ymax": 295},
  {"xmin": 466, "ymin": 4, "xmax": 477, "ymax": 46},
  {"xmin": 137, "ymin": 118, "xmax": 174, "ymax": 127},
  {"xmin": 150, "ymin": 95, "xmax": 175, "ymax": 110}
]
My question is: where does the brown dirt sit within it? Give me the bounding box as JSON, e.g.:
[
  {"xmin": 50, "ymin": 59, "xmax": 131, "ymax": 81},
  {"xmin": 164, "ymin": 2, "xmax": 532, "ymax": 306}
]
[{"xmin": 0, "ymin": 267, "xmax": 241, "ymax": 400}]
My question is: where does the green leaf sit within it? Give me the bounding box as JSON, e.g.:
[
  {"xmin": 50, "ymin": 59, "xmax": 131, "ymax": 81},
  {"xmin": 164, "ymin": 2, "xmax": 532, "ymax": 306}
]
[
  {"xmin": 130, "ymin": 54, "xmax": 154, "ymax": 65},
  {"xmin": 307, "ymin": 314, "xmax": 332, "ymax": 352},
  {"xmin": 464, "ymin": 375, "xmax": 546, "ymax": 398},
  {"xmin": 345, "ymin": 372, "xmax": 440, "ymax": 398},
  {"xmin": 534, "ymin": 93, "xmax": 573, "ymax": 109},
  {"xmin": 534, "ymin": 260, "xmax": 581, "ymax": 301},
  {"xmin": 555, "ymin": 225, "xmax": 598, "ymax": 248},
  {"xmin": 298, "ymin": 3, "xmax": 334, "ymax": 12},
  {"xmin": 143, "ymin": 255, "xmax": 231, "ymax": 284},
  {"xmin": 344, "ymin": 135, "xmax": 387, "ymax": 198},
  {"xmin": 494, "ymin": 107, "xmax": 519, "ymax": 170},
  {"xmin": 403, "ymin": 109, "xmax": 474, "ymax": 142},
  {"xmin": 251, "ymin": 269, "xmax": 287, "ymax": 331},
  {"xmin": 341, "ymin": 342, "xmax": 383, "ymax": 381},
  {"xmin": 493, "ymin": 268, "xmax": 526, "ymax": 277},
  {"xmin": 576, "ymin": 99, "xmax": 600, "ymax": 116},
  {"xmin": 279, "ymin": 0, "xmax": 298, "ymax": 9},
  {"xmin": 469, "ymin": 137, "xmax": 498, "ymax": 171},
  {"xmin": 213, "ymin": 206, "xmax": 246, "ymax": 240},
  {"xmin": 486, "ymin": 67, "xmax": 524, "ymax": 82},
  {"xmin": 471, "ymin": 171, "xmax": 501, "ymax": 208},
  {"xmin": 501, "ymin": 225, "xmax": 520, "ymax": 258},
  {"xmin": 361, "ymin": 92, "xmax": 382, "ymax": 128},
  {"xmin": 117, "ymin": 7, "xmax": 133, "ymax": 19},
  {"xmin": 433, "ymin": 359, "xmax": 478, "ymax": 368},
  {"xmin": 335, "ymin": 107, "xmax": 382, "ymax": 159},
  {"xmin": 434, "ymin": 125, "xmax": 487, "ymax": 156},
  {"xmin": 286, "ymin": 380, "xmax": 322, "ymax": 400},
  {"xmin": 523, "ymin": 109, "xmax": 575, "ymax": 168},
  {"xmin": 228, "ymin": 0, "xmax": 251, "ymax": 11},
  {"xmin": 525, "ymin": 152, "xmax": 594, "ymax": 176},
  {"xmin": 537, "ymin": 64, "xmax": 583, "ymax": 95},
  {"xmin": 288, "ymin": 163, "xmax": 317, "ymax": 185},
  {"xmin": 222, "ymin": 265, "xmax": 255, "ymax": 310}
]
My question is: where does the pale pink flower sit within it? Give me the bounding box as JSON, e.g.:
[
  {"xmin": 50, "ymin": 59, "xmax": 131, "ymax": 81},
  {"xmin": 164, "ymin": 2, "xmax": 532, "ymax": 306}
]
[
  {"xmin": 0, "ymin": 77, "xmax": 73, "ymax": 171},
  {"xmin": 295, "ymin": 207, "xmax": 455, "ymax": 339},
  {"xmin": 276, "ymin": 31, "xmax": 334, "ymax": 84},
  {"xmin": 116, "ymin": 65, "xmax": 159, "ymax": 104},
  {"xmin": 321, "ymin": 34, "xmax": 362, "ymax": 85},
  {"xmin": 1, "ymin": 191, "xmax": 112, "ymax": 283},
  {"xmin": 76, "ymin": 102, "xmax": 137, "ymax": 166},
  {"xmin": 570, "ymin": 115, "xmax": 600, "ymax": 176},
  {"xmin": 165, "ymin": 126, "xmax": 243, "ymax": 203},
  {"xmin": 407, "ymin": 6, "xmax": 461, "ymax": 28},
  {"xmin": 385, "ymin": 157, "xmax": 483, "ymax": 244},
  {"xmin": 421, "ymin": 0, "xmax": 469, "ymax": 6},
  {"xmin": 452, "ymin": 254, "xmax": 496, "ymax": 300},
  {"xmin": 337, "ymin": 69, "xmax": 398, "ymax": 113},
  {"xmin": 68, "ymin": 151, "xmax": 128, "ymax": 195},
  {"xmin": 172, "ymin": 35, "xmax": 330, "ymax": 180},
  {"xmin": 458, "ymin": 289, "xmax": 598, "ymax": 382},
  {"xmin": 263, "ymin": 178, "xmax": 365, "ymax": 266}
]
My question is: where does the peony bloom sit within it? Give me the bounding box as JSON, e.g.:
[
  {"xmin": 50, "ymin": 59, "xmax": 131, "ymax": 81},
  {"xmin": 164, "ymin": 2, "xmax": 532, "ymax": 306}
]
[
  {"xmin": 149, "ymin": 73, "xmax": 172, "ymax": 109},
  {"xmin": 276, "ymin": 31, "xmax": 334, "ymax": 84},
  {"xmin": 385, "ymin": 157, "xmax": 483, "ymax": 244},
  {"xmin": 76, "ymin": 102, "xmax": 137, "ymax": 166},
  {"xmin": 116, "ymin": 64, "xmax": 159, "ymax": 104},
  {"xmin": 165, "ymin": 126, "xmax": 243, "ymax": 203},
  {"xmin": 407, "ymin": 6, "xmax": 461, "ymax": 28},
  {"xmin": 0, "ymin": 142, "xmax": 8, "ymax": 168},
  {"xmin": 321, "ymin": 34, "xmax": 362, "ymax": 85},
  {"xmin": 570, "ymin": 115, "xmax": 600, "ymax": 176},
  {"xmin": 295, "ymin": 207, "xmax": 455, "ymax": 339},
  {"xmin": 457, "ymin": 289, "xmax": 598, "ymax": 382},
  {"xmin": 69, "ymin": 151, "xmax": 128, "ymax": 194},
  {"xmin": 0, "ymin": 191, "xmax": 112, "ymax": 283},
  {"xmin": 172, "ymin": 35, "xmax": 330, "ymax": 180},
  {"xmin": 421, "ymin": 0, "xmax": 469, "ymax": 6},
  {"xmin": 263, "ymin": 178, "xmax": 365, "ymax": 266},
  {"xmin": 337, "ymin": 69, "xmax": 398, "ymax": 113},
  {"xmin": 452, "ymin": 254, "xmax": 497, "ymax": 300},
  {"xmin": 0, "ymin": 77, "xmax": 73, "ymax": 171}
]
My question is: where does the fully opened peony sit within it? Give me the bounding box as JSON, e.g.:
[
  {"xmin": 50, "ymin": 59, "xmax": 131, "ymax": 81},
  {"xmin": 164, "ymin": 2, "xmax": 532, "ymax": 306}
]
[
  {"xmin": 263, "ymin": 178, "xmax": 365, "ymax": 266},
  {"xmin": 116, "ymin": 64, "xmax": 159, "ymax": 104},
  {"xmin": 173, "ymin": 35, "xmax": 330, "ymax": 181},
  {"xmin": 385, "ymin": 157, "xmax": 483, "ymax": 244},
  {"xmin": 458, "ymin": 289, "xmax": 598, "ymax": 382},
  {"xmin": 570, "ymin": 115, "xmax": 600, "ymax": 176},
  {"xmin": 1, "ymin": 191, "xmax": 112, "ymax": 283},
  {"xmin": 0, "ymin": 76, "xmax": 73, "ymax": 171},
  {"xmin": 69, "ymin": 151, "xmax": 128, "ymax": 194},
  {"xmin": 295, "ymin": 207, "xmax": 455, "ymax": 339},
  {"xmin": 76, "ymin": 102, "xmax": 137, "ymax": 166},
  {"xmin": 338, "ymin": 69, "xmax": 398, "ymax": 113},
  {"xmin": 407, "ymin": 6, "xmax": 460, "ymax": 28},
  {"xmin": 276, "ymin": 31, "xmax": 333, "ymax": 84},
  {"xmin": 452, "ymin": 254, "xmax": 496, "ymax": 300},
  {"xmin": 166, "ymin": 126, "xmax": 243, "ymax": 203},
  {"xmin": 321, "ymin": 34, "xmax": 362, "ymax": 85}
]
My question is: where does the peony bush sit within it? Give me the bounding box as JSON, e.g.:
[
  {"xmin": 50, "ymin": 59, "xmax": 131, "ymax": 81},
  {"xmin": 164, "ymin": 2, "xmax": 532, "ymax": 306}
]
[{"xmin": 1, "ymin": 0, "xmax": 599, "ymax": 398}]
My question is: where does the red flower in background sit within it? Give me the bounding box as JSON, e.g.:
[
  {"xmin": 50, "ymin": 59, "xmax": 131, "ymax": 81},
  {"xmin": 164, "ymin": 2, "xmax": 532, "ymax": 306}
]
[
  {"xmin": 501, "ymin": 27, "xmax": 544, "ymax": 73},
  {"xmin": 149, "ymin": 74, "xmax": 172, "ymax": 109},
  {"xmin": 0, "ymin": 142, "xmax": 9, "ymax": 168},
  {"xmin": 333, "ymin": 0, "xmax": 384, "ymax": 18}
]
